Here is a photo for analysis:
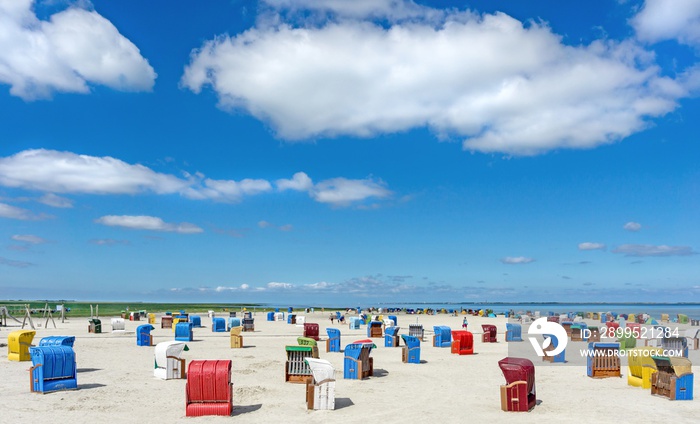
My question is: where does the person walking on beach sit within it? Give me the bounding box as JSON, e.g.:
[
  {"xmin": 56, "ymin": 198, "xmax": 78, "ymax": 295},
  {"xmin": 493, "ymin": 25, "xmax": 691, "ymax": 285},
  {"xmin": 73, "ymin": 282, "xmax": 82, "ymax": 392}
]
[
  {"xmin": 329, "ymin": 313, "xmax": 335, "ymax": 324},
  {"xmin": 462, "ymin": 316, "xmax": 468, "ymax": 330}
]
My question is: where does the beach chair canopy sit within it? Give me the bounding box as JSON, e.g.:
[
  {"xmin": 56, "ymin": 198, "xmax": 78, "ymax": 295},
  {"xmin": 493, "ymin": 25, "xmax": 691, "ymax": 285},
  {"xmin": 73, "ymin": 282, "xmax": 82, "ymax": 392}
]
[
  {"xmin": 385, "ymin": 326, "xmax": 400, "ymax": 337},
  {"xmin": 652, "ymin": 356, "xmax": 692, "ymax": 376},
  {"xmin": 155, "ymin": 341, "xmax": 189, "ymax": 366},
  {"xmin": 305, "ymin": 357, "xmax": 335, "ymax": 382},
  {"xmin": 39, "ymin": 336, "xmax": 75, "ymax": 347},
  {"xmin": 498, "ymin": 357, "xmax": 535, "ymax": 391}
]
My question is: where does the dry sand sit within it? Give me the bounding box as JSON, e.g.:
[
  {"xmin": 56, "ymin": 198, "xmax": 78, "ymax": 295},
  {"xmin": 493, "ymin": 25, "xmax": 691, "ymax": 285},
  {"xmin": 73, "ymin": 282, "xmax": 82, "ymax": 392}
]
[{"xmin": 1, "ymin": 311, "xmax": 698, "ymax": 423}]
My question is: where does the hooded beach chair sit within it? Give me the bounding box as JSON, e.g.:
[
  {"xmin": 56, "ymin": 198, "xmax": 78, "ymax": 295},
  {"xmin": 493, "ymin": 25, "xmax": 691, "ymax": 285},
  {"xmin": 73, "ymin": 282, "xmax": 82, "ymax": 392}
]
[
  {"xmin": 506, "ymin": 323, "xmax": 523, "ymax": 342},
  {"xmin": 230, "ymin": 326, "xmax": 243, "ymax": 348},
  {"xmin": 451, "ymin": 330, "xmax": 474, "ymax": 355},
  {"xmin": 326, "ymin": 328, "xmax": 341, "ymax": 353},
  {"xmin": 296, "ymin": 316, "xmax": 306, "ymax": 325},
  {"xmin": 211, "ymin": 317, "xmax": 226, "ymax": 332},
  {"xmin": 617, "ymin": 332, "xmax": 636, "ymax": 350},
  {"xmin": 627, "ymin": 346, "xmax": 662, "ymax": 388},
  {"xmin": 367, "ymin": 320, "xmax": 383, "ymax": 338},
  {"xmin": 561, "ymin": 321, "xmax": 573, "ymax": 338},
  {"xmin": 384, "ymin": 326, "xmax": 400, "ymax": 347},
  {"xmin": 542, "ymin": 334, "xmax": 565, "ymax": 363},
  {"xmin": 409, "ymin": 323, "xmax": 425, "ymax": 341},
  {"xmin": 401, "ymin": 335, "xmax": 421, "ymax": 363},
  {"xmin": 154, "ymin": 340, "xmax": 189, "ymax": 379},
  {"xmin": 297, "ymin": 337, "xmax": 320, "ymax": 359},
  {"xmin": 303, "ymin": 323, "xmax": 320, "ymax": 341},
  {"xmin": 586, "ymin": 342, "xmax": 621, "ymax": 378},
  {"xmin": 111, "ymin": 318, "xmax": 125, "ymax": 332},
  {"xmin": 189, "ymin": 315, "xmax": 202, "ymax": 328},
  {"xmin": 498, "ymin": 357, "xmax": 536, "ymax": 412},
  {"xmin": 148, "ymin": 313, "xmax": 156, "ymax": 324},
  {"xmin": 432, "ymin": 326, "xmax": 452, "ymax": 347},
  {"xmin": 684, "ymin": 328, "xmax": 700, "ymax": 350},
  {"xmin": 650, "ymin": 356, "xmax": 693, "ymax": 400},
  {"xmin": 288, "ymin": 314, "xmax": 297, "ymax": 324},
  {"xmin": 161, "ymin": 315, "xmax": 173, "ymax": 329},
  {"xmin": 677, "ymin": 314, "xmax": 689, "ymax": 324},
  {"xmin": 388, "ymin": 315, "xmax": 397, "ymax": 326},
  {"xmin": 274, "ymin": 312, "xmax": 285, "ymax": 321},
  {"xmin": 39, "ymin": 336, "xmax": 75, "ymax": 347},
  {"xmin": 343, "ymin": 340, "xmax": 375, "ymax": 379},
  {"xmin": 8, "ymin": 330, "xmax": 36, "ymax": 361},
  {"xmin": 626, "ymin": 323, "xmax": 642, "ymax": 338},
  {"xmin": 661, "ymin": 336, "xmax": 689, "ymax": 357},
  {"xmin": 185, "ymin": 360, "xmax": 233, "ymax": 416},
  {"xmin": 267, "ymin": 311, "xmax": 275, "ymax": 321},
  {"xmin": 88, "ymin": 318, "xmax": 102, "ymax": 333},
  {"xmin": 175, "ymin": 322, "xmax": 194, "ymax": 342},
  {"xmin": 304, "ymin": 358, "xmax": 335, "ymax": 410},
  {"xmin": 29, "ymin": 346, "xmax": 77, "ymax": 393},
  {"xmin": 482, "ymin": 324, "xmax": 497, "ymax": 343},
  {"xmin": 227, "ymin": 317, "xmax": 241, "ymax": 330},
  {"xmin": 570, "ymin": 323, "xmax": 588, "ymax": 342},
  {"xmin": 348, "ymin": 317, "xmax": 361, "ymax": 329},
  {"xmin": 137, "ymin": 324, "xmax": 155, "ymax": 346},
  {"xmin": 242, "ymin": 317, "xmax": 255, "ymax": 332}
]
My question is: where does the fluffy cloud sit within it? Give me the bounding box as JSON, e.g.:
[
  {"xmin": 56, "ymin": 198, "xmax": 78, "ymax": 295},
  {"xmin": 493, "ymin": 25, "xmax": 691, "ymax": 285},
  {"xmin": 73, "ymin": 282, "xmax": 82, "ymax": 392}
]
[
  {"xmin": 277, "ymin": 171, "xmax": 391, "ymax": 206},
  {"xmin": 95, "ymin": 215, "xmax": 203, "ymax": 234},
  {"xmin": 1, "ymin": 150, "xmax": 388, "ymax": 206},
  {"xmin": 182, "ymin": 6, "xmax": 690, "ymax": 155},
  {"xmin": 623, "ymin": 221, "xmax": 642, "ymax": 231},
  {"xmin": 0, "ymin": 202, "xmax": 48, "ymax": 220},
  {"xmin": 11, "ymin": 234, "xmax": 47, "ymax": 244},
  {"xmin": 501, "ymin": 256, "xmax": 535, "ymax": 264},
  {"xmin": 578, "ymin": 242, "xmax": 606, "ymax": 250},
  {"xmin": 267, "ymin": 281, "xmax": 294, "ymax": 289},
  {"xmin": 0, "ymin": 0, "xmax": 156, "ymax": 99},
  {"xmin": 632, "ymin": 0, "xmax": 700, "ymax": 46},
  {"xmin": 612, "ymin": 244, "xmax": 696, "ymax": 257}
]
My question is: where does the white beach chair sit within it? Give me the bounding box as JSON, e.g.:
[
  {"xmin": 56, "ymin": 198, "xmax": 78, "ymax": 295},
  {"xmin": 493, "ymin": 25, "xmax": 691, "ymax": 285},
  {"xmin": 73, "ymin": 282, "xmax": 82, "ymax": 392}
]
[
  {"xmin": 154, "ymin": 340, "xmax": 188, "ymax": 379},
  {"xmin": 296, "ymin": 316, "xmax": 306, "ymax": 325},
  {"xmin": 304, "ymin": 357, "xmax": 335, "ymax": 410},
  {"xmin": 111, "ymin": 318, "xmax": 125, "ymax": 332}
]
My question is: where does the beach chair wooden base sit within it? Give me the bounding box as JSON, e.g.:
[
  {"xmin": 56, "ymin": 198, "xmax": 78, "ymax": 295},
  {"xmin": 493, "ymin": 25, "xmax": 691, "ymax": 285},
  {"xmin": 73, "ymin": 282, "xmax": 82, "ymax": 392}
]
[
  {"xmin": 230, "ymin": 335, "xmax": 243, "ymax": 349},
  {"xmin": 500, "ymin": 382, "xmax": 534, "ymax": 412}
]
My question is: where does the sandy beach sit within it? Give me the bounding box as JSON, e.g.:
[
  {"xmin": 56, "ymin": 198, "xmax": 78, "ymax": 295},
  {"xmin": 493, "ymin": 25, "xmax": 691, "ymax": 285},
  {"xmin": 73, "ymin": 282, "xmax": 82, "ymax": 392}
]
[{"xmin": 1, "ymin": 311, "xmax": 698, "ymax": 423}]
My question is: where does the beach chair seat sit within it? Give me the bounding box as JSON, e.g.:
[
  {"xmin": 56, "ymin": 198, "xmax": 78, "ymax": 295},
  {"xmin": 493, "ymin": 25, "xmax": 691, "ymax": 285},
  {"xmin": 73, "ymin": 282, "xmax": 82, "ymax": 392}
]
[
  {"xmin": 111, "ymin": 318, "xmax": 125, "ymax": 332},
  {"xmin": 175, "ymin": 322, "xmax": 194, "ymax": 342},
  {"xmin": 88, "ymin": 318, "xmax": 102, "ymax": 333},
  {"xmin": 627, "ymin": 347, "xmax": 662, "ymax": 388},
  {"xmin": 586, "ymin": 343, "xmax": 621, "ymax": 378},
  {"xmin": 8, "ymin": 330, "xmax": 36, "ymax": 361},
  {"xmin": 285, "ymin": 346, "xmax": 315, "ymax": 383},
  {"xmin": 137, "ymin": 324, "xmax": 155, "ymax": 346},
  {"xmin": 326, "ymin": 328, "xmax": 341, "ymax": 353},
  {"xmin": 343, "ymin": 341, "xmax": 374, "ymax": 379},
  {"xmin": 303, "ymin": 323, "xmax": 320, "ymax": 341},
  {"xmin": 185, "ymin": 360, "xmax": 233, "ymax": 416},
  {"xmin": 29, "ymin": 346, "xmax": 77, "ymax": 393},
  {"xmin": 189, "ymin": 315, "xmax": 202, "ymax": 328},
  {"xmin": 304, "ymin": 358, "xmax": 335, "ymax": 410},
  {"xmin": 401, "ymin": 335, "xmax": 421, "ymax": 364},
  {"xmin": 498, "ymin": 357, "xmax": 536, "ymax": 412},
  {"xmin": 367, "ymin": 321, "xmax": 383, "ymax": 338},
  {"xmin": 230, "ymin": 326, "xmax": 243, "ymax": 348},
  {"xmin": 409, "ymin": 324, "xmax": 424, "ymax": 341},
  {"xmin": 432, "ymin": 325, "xmax": 452, "ymax": 347},
  {"xmin": 288, "ymin": 314, "xmax": 297, "ymax": 324},
  {"xmin": 384, "ymin": 326, "xmax": 400, "ymax": 347},
  {"xmin": 506, "ymin": 323, "xmax": 523, "ymax": 342},
  {"xmin": 482, "ymin": 324, "xmax": 497, "ymax": 343},
  {"xmin": 161, "ymin": 315, "xmax": 173, "ymax": 329},
  {"xmin": 650, "ymin": 356, "xmax": 693, "ymax": 400},
  {"xmin": 212, "ymin": 317, "xmax": 226, "ymax": 332},
  {"xmin": 39, "ymin": 336, "xmax": 75, "ymax": 347},
  {"xmin": 154, "ymin": 340, "xmax": 189, "ymax": 379},
  {"xmin": 451, "ymin": 330, "xmax": 474, "ymax": 355},
  {"xmin": 587, "ymin": 326, "xmax": 600, "ymax": 343}
]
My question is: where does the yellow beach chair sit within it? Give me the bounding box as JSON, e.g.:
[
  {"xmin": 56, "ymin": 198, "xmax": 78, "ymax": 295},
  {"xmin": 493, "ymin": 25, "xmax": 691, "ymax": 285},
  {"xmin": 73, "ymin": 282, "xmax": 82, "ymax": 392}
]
[{"xmin": 628, "ymin": 347, "xmax": 662, "ymax": 388}]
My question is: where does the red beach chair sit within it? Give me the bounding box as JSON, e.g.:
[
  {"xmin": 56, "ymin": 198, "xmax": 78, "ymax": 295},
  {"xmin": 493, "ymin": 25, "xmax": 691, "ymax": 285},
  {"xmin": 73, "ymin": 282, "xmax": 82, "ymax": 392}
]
[
  {"xmin": 451, "ymin": 330, "xmax": 474, "ymax": 355},
  {"xmin": 482, "ymin": 324, "xmax": 497, "ymax": 343},
  {"xmin": 185, "ymin": 360, "xmax": 233, "ymax": 417},
  {"xmin": 498, "ymin": 357, "xmax": 536, "ymax": 412}
]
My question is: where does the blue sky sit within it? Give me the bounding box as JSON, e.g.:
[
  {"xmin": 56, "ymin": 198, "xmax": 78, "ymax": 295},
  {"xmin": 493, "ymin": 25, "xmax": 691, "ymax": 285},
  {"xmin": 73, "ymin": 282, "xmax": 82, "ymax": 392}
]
[{"xmin": 1, "ymin": 0, "xmax": 699, "ymax": 305}]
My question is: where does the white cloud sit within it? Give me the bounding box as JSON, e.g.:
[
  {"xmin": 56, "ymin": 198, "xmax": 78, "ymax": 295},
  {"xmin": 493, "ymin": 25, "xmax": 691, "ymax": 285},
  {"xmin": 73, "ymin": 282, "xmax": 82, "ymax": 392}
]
[
  {"xmin": 276, "ymin": 172, "xmax": 313, "ymax": 191},
  {"xmin": 11, "ymin": 234, "xmax": 47, "ymax": 244},
  {"xmin": 632, "ymin": 0, "xmax": 700, "ymax": 46},
  {"xmin": 95, "ymin": 215, "xmax": 203, "ymax": 234},
  {"xmin": 311, "ymin": 177, "xmax": 391, "ymax": 206},
  {"xmin": 258, "ymin": 220, "xmax": 273, "ymax": 228},
  {"xmin": 578, "ymin": 242, "xmax": 606, "ymax": 251},
  {"xmin": 623, "ymin": 221, "xmax": 642, "ymax": 231},
  {"xmin": 612, "ymin": 244, "xmax": 696, "ymax": 257},
  {"xmin": 0, "ymin": 202, "xmax": 48, "ymax": 220},
  {"xmin": 501, "ymin": 256, "xmax": 535, "ymax": 264},
  {"xmin": 267, "ymin": 281, "xmax": 294, "ymax": 289},
  {"xmin": 38, "ymin": 193, "xmax": 73, "ymax": 208},
  {"xmin": 0, "ymin": 0, "xmax": 156, "ymax": 100},
  {"xmin": 182, "ymin": 7, "xmax": 690, "ymax": 155},
  {"xmin": 258, "ymin": 220, "xmax": 293, "ymax": 231},
  {"xmin": 89, "ymin": 238, "xmax": 130, "ymax": 246}
]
